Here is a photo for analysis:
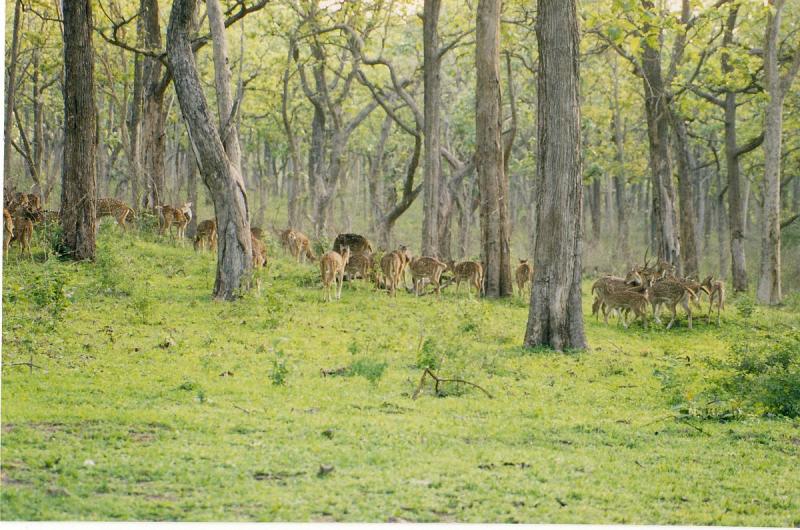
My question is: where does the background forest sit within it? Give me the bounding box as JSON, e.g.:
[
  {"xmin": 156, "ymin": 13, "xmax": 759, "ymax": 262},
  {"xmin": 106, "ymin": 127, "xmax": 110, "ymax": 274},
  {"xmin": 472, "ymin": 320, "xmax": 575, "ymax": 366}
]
[{"xmin": 4, "ymin": 0, "xmax": 800, "ymax": 296}]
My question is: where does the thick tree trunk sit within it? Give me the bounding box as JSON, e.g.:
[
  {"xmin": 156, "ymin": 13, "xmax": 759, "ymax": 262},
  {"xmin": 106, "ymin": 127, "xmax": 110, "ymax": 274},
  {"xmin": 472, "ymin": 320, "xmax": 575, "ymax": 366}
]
[
  {"xmin": 671, "ymin": 112, "xmax": 699, "ymax": 277},
  {"xmin": 60, "ymin": 0, "xmax": 97, "ymax": 260},
  {"xmin": 525, "ymin": 0, "xmax": 586, "ymax": 350},
  {"xmin": 4, "ymin": 0, "xmax": 23, "ymax": 183},
  {"xmin": 421, "ymin": 0, "xmax": 442, "ymax": 256},
  {"xmin": 167, "ymin": 0, "xmax": 252, "ymax": 300},
  {"xmin": 476, "ymin": 0, "xmax": 512, "ymax": 297}
]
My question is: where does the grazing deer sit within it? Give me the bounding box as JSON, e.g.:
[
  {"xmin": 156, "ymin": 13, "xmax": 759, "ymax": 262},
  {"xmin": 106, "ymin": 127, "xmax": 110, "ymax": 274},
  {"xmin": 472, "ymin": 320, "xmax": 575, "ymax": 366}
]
[
  {"xmin": 597, "ymin": 286, "xmax": 650, "ymax": 328},
  {"xmin": 194, "ymin": 219, "xmax": 217, "ymax": 252},
  {"xmin": 3, "ymin": 208, "xmax": 14, "ymax": 254},
  {"xmin": 158, "ymin": 202, "xmax": 192, "ymax": 241},
  {"xmin": 320, "ymin": 246, "xmax": 351, "ymax": 302},
  {"xmin": 648, "ymin": 277, "xmax": 699, "ymax": 329},
  {"xmin": 333, "ymin": 233, "xmax": 373, "ymax": 255},
  {"xmin": 96, "ymin": 197, "xmax": 135, "ymax": 232},
  {"xmin": 380, "ymin": 251, "xmax": 404, "ymax": 297},
  {"xmin": 591, "ymin": 270, "xmax": 643, "ymax": 321},
  {"xmin": 515, "ymin": 259, "xmax": 533, "ymax": 296},
  {"xmin": 448, "ymin": 260, "xmax": 484, "ymax": 297},
  {"xmin": 409, "ymin": 256, "xmax": 448, "ymax": 298},
  {"xmin": 345, "ymin": 251, "xmax": 374, "ymax": 282},
  {"xmin": 701, "ymin": 276, "xmax": 725, "ymax": 326}
]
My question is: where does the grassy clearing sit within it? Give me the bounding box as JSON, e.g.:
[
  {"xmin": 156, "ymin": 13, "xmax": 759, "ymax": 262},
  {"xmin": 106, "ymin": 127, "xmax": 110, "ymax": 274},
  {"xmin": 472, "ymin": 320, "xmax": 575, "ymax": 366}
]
[{"xmin": 1, "ymin": 225, "xmax": 799, "ymax": 523}]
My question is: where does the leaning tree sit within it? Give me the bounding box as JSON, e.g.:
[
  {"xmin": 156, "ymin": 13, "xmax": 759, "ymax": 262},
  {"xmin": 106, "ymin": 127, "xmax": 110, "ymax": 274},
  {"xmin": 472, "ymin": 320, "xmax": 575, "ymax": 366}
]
[
  {"xmin": 167, "ymin": 0, "xmax": 252, "ymax": 300},
  {"xmin": 524, "ymin": 0, "xmax": 586, "ymax": 351}
]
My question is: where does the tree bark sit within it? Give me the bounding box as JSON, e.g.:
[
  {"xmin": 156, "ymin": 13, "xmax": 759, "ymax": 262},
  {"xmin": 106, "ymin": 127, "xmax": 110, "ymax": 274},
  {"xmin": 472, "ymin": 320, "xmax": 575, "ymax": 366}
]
[
  {"xmin": 611, "ymin": 55, "xmax": 629, "ymax": 260},
  {"xmin": 60, "ymin": 0, "xmax": 97, "ymax": 260},
  {"xmin": 757, "ymin": 0, "xmax": 800, "ymax": 304},
  {"xmin": 525, "ymin": 0, "xmax": 586, "ymax": 351},
  {"xmin": 670, "ymin": 111, "xmax": 699, "ymax": 277},
  {"xmin": 4, "ymin": 0, "xmax": 23, "ymax": 184},
  {"xmin": 141, "ymin": 0, "xmax": 167, "ymax": 208},
  {"xmin": 167, "ymin": 0, "xmax": 252, "ymax": 300},
  {"xmin": 421, "ymin": 0, "xmax": 442, "ymax": 256}
]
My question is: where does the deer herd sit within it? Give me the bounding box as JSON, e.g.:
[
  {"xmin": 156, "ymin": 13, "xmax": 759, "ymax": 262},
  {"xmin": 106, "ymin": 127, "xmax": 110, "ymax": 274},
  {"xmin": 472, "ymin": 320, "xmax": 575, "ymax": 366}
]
[{"xmin": 2, "ymin": 190, "xmax": 727, "ymax": 329}]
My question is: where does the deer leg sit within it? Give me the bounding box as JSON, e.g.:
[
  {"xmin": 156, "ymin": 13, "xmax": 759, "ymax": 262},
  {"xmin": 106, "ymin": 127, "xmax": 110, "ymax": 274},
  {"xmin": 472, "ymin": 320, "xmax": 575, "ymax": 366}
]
[{"xmin": 666, "ymin": 304, "xmax": 677, "ymax": 329}]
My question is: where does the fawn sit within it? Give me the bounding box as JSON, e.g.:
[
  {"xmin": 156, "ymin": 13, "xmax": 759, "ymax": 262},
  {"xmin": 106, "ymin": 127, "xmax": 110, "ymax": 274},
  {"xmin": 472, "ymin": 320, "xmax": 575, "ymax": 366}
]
[
  {"xmin": 410, "ymin": 256, "xmax": 448, "ymax": 298},
  {"xmin": 194, "ymin": 219, "xmax": 217, "ymax": 252},
  {"xmin": 515, "ymin": 259, "xmax": 533, "ymax": 296},
  {"xmin": 158, "ymin": 202, "xmax": 192, "ymax": 241},
  {"xmin": 448, "ymin": 260, "xmax": 484, "ymax": 297},
  {"xmin": 320, "ymin": 246, "xmax": 351, "ymax": 302},
  {"xmin": 96, "ymin": 197, "xmax": 136, "ymax": 232}
]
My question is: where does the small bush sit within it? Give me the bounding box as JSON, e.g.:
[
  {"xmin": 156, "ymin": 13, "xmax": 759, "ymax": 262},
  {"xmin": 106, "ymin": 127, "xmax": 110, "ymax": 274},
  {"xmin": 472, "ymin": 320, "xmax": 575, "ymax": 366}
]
[
  {"xmin": 416, "ymin": 337, "xmax": 441, "ymax": 371},
  {"xmin": 735, "ymin": 295, "xmax": 757, "ymax": 319},
  {"xmin": 347, "ymin": 357, "xmax": 387, "ymax": 385},
  {"xmin": 270, "ymin": 354, "xmax": 289, "ymax": 386},
  {"xmin": 29, "ymin": 266, "xmax": 70, "ymax": 328}
]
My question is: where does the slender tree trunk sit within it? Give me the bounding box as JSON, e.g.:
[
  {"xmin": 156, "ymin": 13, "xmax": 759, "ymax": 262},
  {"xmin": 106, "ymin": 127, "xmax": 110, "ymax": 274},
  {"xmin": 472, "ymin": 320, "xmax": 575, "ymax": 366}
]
[
  {"xmin": 186, "ymin": 147, "xmax": 198, "ymax": 238},
  {"xmin": 4, "ymin": 0, "xmax": 23, "ymax": 184},
  {"xmin": 281, "ymin": 55, "xmax": 301, "ymax": 228},
  {"xmin": 141, "ymin": 0, "xmax": 167, "ymax": 208},
  {"xmin": 525, "ymin": 0, "xmax": 586, "ymax": 350},
  {"xmin": 476, "ymin": 0, "xmax": 512, "ymax": 297},
  {"xmin": 671, "ymin": 112, "xmax": 699, "ymax": 277},
  {"xmin": 421, "ymin": 0, "xmax": 442, "ymax": 256},
  {"xmin": 60, "ymin": 0, "xmax": 97, "ymax": 260},
  {"xmin": 167, "ymin": 0, "xmax": 252, "ymax": 300},
  {"xmin": 611, "ymin": 56, "xmax": 629, "ymax": 261},
  {"xmin": 757, "ymin": 0, "xmax": 799, "ymax": 304}
]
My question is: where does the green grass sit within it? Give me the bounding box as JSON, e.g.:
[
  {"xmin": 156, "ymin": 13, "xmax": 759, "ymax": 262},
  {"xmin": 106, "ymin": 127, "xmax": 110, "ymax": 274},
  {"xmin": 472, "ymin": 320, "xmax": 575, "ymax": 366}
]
[{"xmin": 2, "ymin": 225, "xmax": 799, "ymax": 523}]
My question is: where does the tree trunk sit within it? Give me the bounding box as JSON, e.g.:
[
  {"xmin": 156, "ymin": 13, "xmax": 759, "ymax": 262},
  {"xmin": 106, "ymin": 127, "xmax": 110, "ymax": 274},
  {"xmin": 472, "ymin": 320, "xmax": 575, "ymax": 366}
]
[
  {"xmin": 640, "ymin": 1, "xmax": 681, "ymax": 270},
  {"xmin": 186, "ymin": 147, "xmax": 198, "ymax": 238},
  {"xmin": 60, "ymin": 0, "xmax": 97, "ymax": 260},
  {"xmin": 4, "ymin": 0, "xmax": 23, "ymax": 184},
  {"xmin": 611, "ymin": 56, "xmax": 629, "ymax": 261},
  {"xmin": 670, "ymin": 111, "xmax": 699, "ymax": 277},
  {"xmin": 757, "ymin": 0, "xmax": 798, "ymax": 304},
  {"xmin": 141, "ymin": 0, "xmax": 167, "ymax": 208},
  {"xmin": 167, "ymin": 0, "xmax": 252, "ymax": 300},
  {"xmin": 525, "ymin": 0, "xmax": 586, "ymax": 350},
  {"xmin": 476, "ymin": 0, "xmax": 512, "ymax": 297},
  {"xmin": 281, "ymin": 54, "xmax": 301, "ymax": 229},
  {"xmin": 421, "ymin": 0, "xmax": 442, "ymax": 256}
]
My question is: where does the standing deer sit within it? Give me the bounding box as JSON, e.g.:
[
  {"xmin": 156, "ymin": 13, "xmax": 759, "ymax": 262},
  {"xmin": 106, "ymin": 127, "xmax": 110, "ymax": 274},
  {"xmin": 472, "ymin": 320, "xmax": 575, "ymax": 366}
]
[
  {"xmin": 648, "ymin": 277, "xmax": 699, "ymax": 329},
  {"xmin": 701, "ymin": 275, "xmax": 725, "ymax": 326},
  {"xmin": 409, "ymin": 256, "xmax": 448, "ymax": 298},
  {"xmin": 3, "ymin": 208, "xmax": 13, "ymax": 254},
  {"xmin": 96, "ymin": 197, "xmax": 136, "ymax": 232},
  {"xmin": 320, "ymin": 246, "xmax": 351, "ymax": 302},
  {"xmin": 515, "ymin": 259, "xmax": 533, "ymax": 297},
  {"xmin": 448, "ymin": 260, "xmax": 484, "ymax": 297},
  {"xmin": 380, "ymin": 251, "xmax": 404, "ymax": 297},
  {"xmin": 158, "ymin": 202, "xmax": 193, "ymax": 241},
  {"xmin": 194, "ymin": 219, "xmax": 217, "ymax": 252}
]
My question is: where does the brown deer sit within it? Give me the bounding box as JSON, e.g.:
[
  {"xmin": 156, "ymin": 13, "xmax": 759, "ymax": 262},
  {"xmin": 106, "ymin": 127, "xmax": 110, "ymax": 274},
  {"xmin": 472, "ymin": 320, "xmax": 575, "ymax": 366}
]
[
  {"xmin": 333, "ymin": 233, "xmax": 373, "ymax": 255},
  {"xmin": 194, "ymin": 219, "xmax": 217, "ymax": 252},
  {"xmin": 3, "ymin": 208, "xmax": 14, "ymax": 254},
  {"xmin": 289, "ymin": 230, "xmax": 316, "ymax": 263},
  {"xmin": 251, "ymin": 233, "xmax": 268, "ymax": 269},
  {"xmin": 250, "ymin": 226, "xmax": 264, "ymax": 241},
  {"xmin": 648, "ymin": 277, "xmax": 699, "ymax": 329},
  {"xmin": 515, "ymin": 259, "xmax": 533, "ymax": 296},
  {"xmin": 96, "ymin": 197, "xmax": 136, "ymax": 232},
  {"xmin": 409, "ymin": 256, "xmax": 448, "ymax": 298},
  {"xmin": 10, "ymin": 205, "xmax": 41, "ymax": 258},
  {"xmin": 591, "ymin": 270, "xmax": 643, "ymax": 320},
  {"xmin": 320, "ymin": 246, "xmax": 351, "ymax": 302},
  {"xmin": 448, "ymin": 260, "xmax": 484, "ymax": 297},
  {"xmin": 158, "ymin": 202, "xmax": 192, "ymax": 241},
  {"xmin": 597, "ymin": 286, "xmax": 650, "ymax": 328},
  {"xmin": 345, "ymin": 251, "xmax": 374, "ymax": 282},
  {"xmin": 701, "ymin": 275, "xmax": 725, "ymax": 326},
  {"xmin": 380, "ymin": 251, "xmax": 404, "ymax": 297}
]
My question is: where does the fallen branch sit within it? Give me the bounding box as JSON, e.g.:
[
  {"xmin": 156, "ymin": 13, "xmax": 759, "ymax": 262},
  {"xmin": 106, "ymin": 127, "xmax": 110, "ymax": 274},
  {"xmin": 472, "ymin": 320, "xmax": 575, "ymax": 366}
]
[
  {"xmin": 3, "ymin": 361, "xmax": 44, "ymax": 372},
  {"xmin": 233, "ymin": 404, "xmax": 252, "ymax": 414},
  {"xmin": 412, "ymin": 368, "xmax": 493, "ymax": 399}
]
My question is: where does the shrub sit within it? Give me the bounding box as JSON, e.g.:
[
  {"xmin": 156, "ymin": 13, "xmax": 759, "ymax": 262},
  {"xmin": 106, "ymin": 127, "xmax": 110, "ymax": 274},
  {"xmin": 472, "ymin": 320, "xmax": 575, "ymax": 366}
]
[
  {"xmin": 416, "ymin": 337, "xmax": 441, "ymax": 371},
  {"xmin": 347, "ymin": 357, "xmax": 387, "ymax": 385},
  {"xmin": 735, "ymin": 295, "xmax": 757, "ymax": 319},
  {"xmin": 270, "ymin": 354, "xmax": 289, "ymax": 386}
]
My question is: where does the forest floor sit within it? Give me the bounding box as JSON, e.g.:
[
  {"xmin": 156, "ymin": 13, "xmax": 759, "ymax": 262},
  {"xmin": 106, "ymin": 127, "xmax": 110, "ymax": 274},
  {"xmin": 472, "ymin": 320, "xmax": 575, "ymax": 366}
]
[{"xmin": 1, "ymin": 224, "xmax": 799, "ymax": 523}]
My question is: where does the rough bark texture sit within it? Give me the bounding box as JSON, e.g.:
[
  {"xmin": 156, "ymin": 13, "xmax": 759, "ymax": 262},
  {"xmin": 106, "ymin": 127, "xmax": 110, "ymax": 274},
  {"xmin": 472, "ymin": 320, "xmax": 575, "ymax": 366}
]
[
  {"xmin": 207, "ymin": 0, "xmax": 243, "ymax": 173},
  {"xmin": 421, "ymin": 0, "xmax": 442, "ymax": 256},
  {"xmin": 60, "ymin": 0, "xmax": 97, "ymax": 260},
  {"xmin": 640, "ymin": 0, "xmax": 681, "ymax": 271},
  {"xmin": 670, "ymin": 111, "xmax": 699, "ymax": 277},
  {"xmin": 167, "ymin": 0, "xmax": 252, "ymax": 300},
  {"xmin": 611, "ymin": 55, "xmax": 629, "ymax": 260},
  {"xmin": 4, "ymin": 0, "xmax": 23, "ymax": 183},
  {"xmin": 281, "ymin": 51, "xmax": 301, "ymax": 229},
  {"xmin": 757, "ymin": 0, "xmax": 799, "ymax": 304},
  {"xmin": 524, "ymin": 0, "xmax": 586, "ymax": 351},
  {"xmin": 141, "ymin": 0, "xmax": 167, "ymax": 208}
]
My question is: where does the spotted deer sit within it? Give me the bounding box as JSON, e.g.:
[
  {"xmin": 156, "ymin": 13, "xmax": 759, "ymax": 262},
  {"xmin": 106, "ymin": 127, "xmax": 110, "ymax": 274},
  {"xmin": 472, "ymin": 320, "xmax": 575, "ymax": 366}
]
[
  {"xmin": 194, "ymin": 219, "xmax": 217, "ymax": 252},
  {"xmin": 333, "ymin": 233, "xmax": 373, "ymax": 255},
  {"xmin": 289, "ymin": 230, "xmax": 316, "ymax": 263},
  {"xmin": 447, "ymin": 260, "xmax": 484, "ymax": 297},
  {"xmin": 10, "ymin": 205, "xmax": 41, "ymax": 258},
  {"xmin": 3, "ymin": 208, "xmax": 13, "ymax": 254},
  {"xmin": 96, "ymin": 197, "xmax": 136, "ymax": 232},
  {"xmin": 590, "ymin": 270, "xmax": 643, "ymax": 320},
  {"xmin": 701, "ymin": 276, "xmax": 725, "ymax": 326},
  {"xmin": 380, "ymin": 251, "xmax": 404, "ymax": 297},
  {"xmin": 320, "ymin": 246, "xmax": 351, "ymax": 302},
  {"xmin": 345, "ymin": 251, "xmax": 374, "ymax": 282},
  {"xmin": 648, "ymin": 277, "xmax": 699, "ymax": 329},
  {"xmin": 597, "ymin": 285, "xmax": 650, "ymax": 328},
  {"xmin": 158, "ymin": 202, "xmax": 192, "ymax": 241},
  {"xmin": 251, "ymin": 233, "xmax": 268, "ymax": 269},
  {"xmin": 409, "ymin": 256, "xmax": 448, "ymax": 298},
  {"xmin": 515, "ymin": 259, "xmax": 533, "ymax": 296}
]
